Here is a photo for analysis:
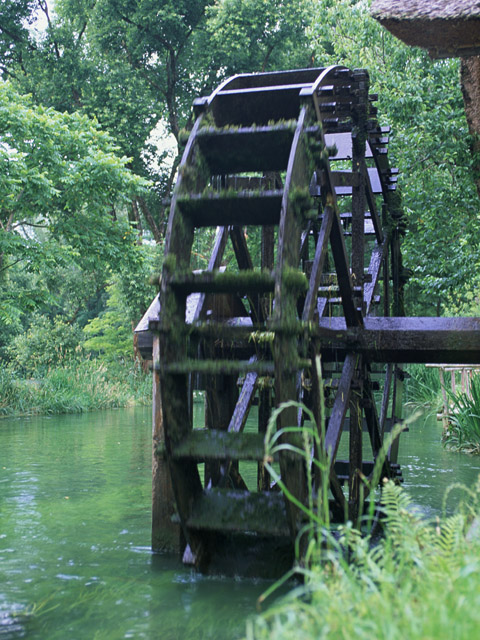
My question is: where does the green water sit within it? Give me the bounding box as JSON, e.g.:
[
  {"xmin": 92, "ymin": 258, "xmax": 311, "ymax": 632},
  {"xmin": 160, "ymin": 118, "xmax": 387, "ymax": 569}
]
[
  {"xmin": 1, "ymin": 407, "xmax": 479, "ymax": 639},
  {"xmin": 0, "ymin": 407, "xmax": 268, "ymax": 640}
]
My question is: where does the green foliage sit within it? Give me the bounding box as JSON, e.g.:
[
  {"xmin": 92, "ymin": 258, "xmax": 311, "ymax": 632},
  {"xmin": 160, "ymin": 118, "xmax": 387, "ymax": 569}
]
[
  {"xmin": 443, "ymin": 375, "xmax": 480, "ymax": 454},
  {"xmin": 0, "ymin": 80, "xmax": 146, "ymax": 268},
  {"xmin": 205, "ymin": 0, "xmax": 313, "ymax": 74},
  {"xmin": 405, "ymin": 364, "xmax": 442, "ymax": 408},
  {"xmin": 7, "ymin": 313, "xmax": 83, "ymax": 377},
  {"xmin": 247, "ymin": 478, "xmax": 480, "ymax": 640},
  {"xmin": 82, "ymin": 282, "xmax": 135, "ymax": 361},
  {"xmin": 0, "ymin": 359, "xmax": 150, "ymax": 417}
]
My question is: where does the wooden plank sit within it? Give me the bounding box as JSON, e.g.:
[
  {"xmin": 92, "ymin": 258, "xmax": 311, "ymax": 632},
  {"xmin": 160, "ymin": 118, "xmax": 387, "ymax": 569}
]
[
  {"xmin": 196, "ymin": 124, "xmax": 295, "ymax": 173},
  {"xmin": 324, "ymin": 353, "xmax": 357, "ymax": 460},
  {"xmin": 380, "ymin": 363, "xmax": 393, "ymax": 438},
  {"xmin": 330, "ymin": 207, "xmax": 363, "ymax": 326},
  {"xmin": 362, "ymin": 369, "xmax": 383, "ymax": 458},
  {"xmin": 351, "ymin": 87, "xmax": 367, "ymax": 292},
  {"xmin": 334, "ymin": 459, "xmax": 402, "ymax": 479},
  {"xmin": 193, "ymin": 226, "xmax": 229, "ymax": 323},
  {"xmin": 389, "ymin": 365, "xmax": 404, "ymax": 464},
  {"xmin": 324, "ymin": 132, "xmax": 374, "ymax": 160},
  {"xmin": 349, "ymin": 380, "xmax": 363, "ymax": 522},
  {"xmin": 329, "ymin": 469, "xmax": 347, "ymax": 513},
  {"xmin": 365, "ymin": 168, "xmax": 383, "ymax": 243},
  {"xmin": 171, "ymin": 430, "xmax": 267, "ymax": 461},
  {"xmin": 178, "ymin": 191, "xmax": 283, "ymax": 227},
  {"xmin": 151, "ymin": 335, "xmax": 180, "ymax": 552},
  {"xmin": 333, "ymin": 168, "xmax": 383, "ymax": 195},
  {"xmin": 229, "ymin": 225, "xmax": 265, "ymax": 323},
  {"xmin": 228, "ymin": 370, "xmax": 259, "ymax": 433},
  {"xmin": 169, "ymin": 269, "xmax": 275, "ymax": 294},
  {"xmin": 257, "ymin": 386, "xmax": 273, "ymax": 491},
  {"xmin": 364, "ymin": 239, "xmax": 388, "ymax": 314},
  {"xmin": 211, "ymin": 84, "xmax": 308, "ymax": 127},
  {"xmin": 302, "ymin": 205, "xmax": 334, "ymax": 322},
  {"xmin": 160, "ymin": 359, "xmax": 277, "ymax": 376},
  {"xmin": 229, "ymin": 225, "xmax": 254, "ymax": 270},
  {"xmin": 187, "ymin": 489, "xmax": 289, "ymax": 536}
]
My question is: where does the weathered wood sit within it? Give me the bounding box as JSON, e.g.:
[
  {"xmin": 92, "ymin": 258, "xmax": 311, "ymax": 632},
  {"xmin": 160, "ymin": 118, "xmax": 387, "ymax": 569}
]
[
  {"xmin": 351, "ymin": 70, "xmax": 368, "ymax": 290},
  {"xmin": 171, "ymin": 430, "xmax": 267, "ymax": 461},
  {"xmin": 389, "ymin": 365, "xmax": 404, "ymax": 464},
  {"xmin": 187, "ymin": 489, "xmax": 290, "ymax": 536},
  {"xmin": 349, "ymin": 372, "xmax": 363, "ymax": 522},
  {"xmin": 302, "ymin": 205, "xmax": 335, "ymax": 322},
  {"xmin": 229, "ymin": 225, "xmax": 265, "ymax": 324},
  {"xmin": 196, "ymin": 124, "xmax": 296, "ymax": 173},
  {"xmin": 258, "ymin": 386, "xmax": 273, "ymax": 492},
  {"xmin": 380, "ymin": 363, "xmax": 393, "ymax": 438},
  {"xmin": 178, "ymin": 191, "xmax": 283, "ymax": 227},
  {"xmin": 365, "ymin": 239, "xmax": 388, "ymax": 314},
  {"xmin": 315, "ymin": 316, "xmax": 480, "ymax": 363},
  {"xmin": 324, "ymin": 353, "xmax": 357, "ymax": 460},
  {"xmin": 169, "ymin": 269, "xmax": 275, "ymax": 295},
  {"xmin": 204, "ymin": 371, "xmax": 238, "ymax": 487},
  {"xmin": 151, "ymin": 335, "xmax": 180, "ymax": 552},
  {"xmin": 274, "ymin": 105, "xmax": 312, "ymax": 537},
  {"xmin": 192, "ymin": 225, "xmax": 229, "ymax": 324}
]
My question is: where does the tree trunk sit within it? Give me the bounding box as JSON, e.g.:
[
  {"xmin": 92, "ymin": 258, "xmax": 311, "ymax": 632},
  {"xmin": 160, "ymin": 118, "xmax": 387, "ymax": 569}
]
[{"xmin": 460, "ymin": 56, "xmax": 480, "ymax": 201}]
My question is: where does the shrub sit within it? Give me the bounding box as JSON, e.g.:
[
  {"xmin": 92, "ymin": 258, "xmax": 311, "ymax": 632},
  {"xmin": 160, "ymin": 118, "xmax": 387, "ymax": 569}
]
[{"xmin": 7, "ymin": 313, "xmax": 83, "ymax": 376}]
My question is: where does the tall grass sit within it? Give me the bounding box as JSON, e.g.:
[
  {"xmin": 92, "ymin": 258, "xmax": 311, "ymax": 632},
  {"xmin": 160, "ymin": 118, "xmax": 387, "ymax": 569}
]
[
  {"xmin": 405, "ymin": 363, "xmax": 442, "ymax": 408},
  {"xmin": 443, "ymin": 374, "xmax": 480, "ymax": 454},
  {"xmin": 0, "ymin": 359, "xmax": 151, "ymax": 417},
  {"xmin": 247, "ymin": 479, "xmax": 480, "ymax": 640},
  {"xmin": 247, "ymin": 359, "xmax": 480, "ymax": 639}
]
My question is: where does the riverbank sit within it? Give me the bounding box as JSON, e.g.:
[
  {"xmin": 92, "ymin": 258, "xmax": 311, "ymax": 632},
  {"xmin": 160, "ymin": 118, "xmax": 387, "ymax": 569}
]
[
  {"xmin": 248, "ymin": 478, "xmax": 480, "ymax": 640},
  {"xmin": 0, "ymin": 359, "xmax": 151, "ymax": 417}
]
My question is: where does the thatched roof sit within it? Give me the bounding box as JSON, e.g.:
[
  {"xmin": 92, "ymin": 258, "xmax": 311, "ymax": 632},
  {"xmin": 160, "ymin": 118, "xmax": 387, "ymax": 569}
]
[{"xmin": 371, "ymin": 0, "xmax": 480, "ymax": 57}]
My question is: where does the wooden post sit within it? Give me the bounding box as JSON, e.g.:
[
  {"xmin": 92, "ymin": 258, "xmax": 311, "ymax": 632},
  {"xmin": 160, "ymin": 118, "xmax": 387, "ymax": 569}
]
[
  {"xmin": 451, "ymin": 369, "xmax": 456, "ymax": 395},
  {"xmin": 348, "ymin": 383, "xmax": 362, "ymax": 523},
  {"xmin": 389, "ymin": 365, "xmax": 403, "ymax": 464},
  {"xmin": 152, "ymin": 334, "xmax": 180, "ymax": 552},
  {"xmin": 438, "ymin": 367, "xmax": 449, "ymax": 430}
]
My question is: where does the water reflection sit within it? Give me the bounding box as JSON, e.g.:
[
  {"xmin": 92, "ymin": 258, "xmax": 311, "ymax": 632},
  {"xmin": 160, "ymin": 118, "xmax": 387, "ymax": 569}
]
[{"xmin": 399, "ymin": 413, "xmax": 480, "ymax": 518}]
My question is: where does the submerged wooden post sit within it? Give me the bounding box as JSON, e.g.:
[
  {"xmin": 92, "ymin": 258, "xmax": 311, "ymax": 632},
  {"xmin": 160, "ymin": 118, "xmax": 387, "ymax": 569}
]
[
  {"xmin": 152, "ymin": 334, "xmax": 180, "ymax": 552},
  {"xmin": 438, "ymin": 367, "xmax": 449, "ymax": 430}
]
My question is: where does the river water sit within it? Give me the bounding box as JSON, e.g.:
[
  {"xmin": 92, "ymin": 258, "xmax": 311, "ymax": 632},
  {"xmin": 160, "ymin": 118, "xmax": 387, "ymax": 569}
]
[{"xmin": 1, "ymin": 406, "xmax": 479, "ymax": 639}]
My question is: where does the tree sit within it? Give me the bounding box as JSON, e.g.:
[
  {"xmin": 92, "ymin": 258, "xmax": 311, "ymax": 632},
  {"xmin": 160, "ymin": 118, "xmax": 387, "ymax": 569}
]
[
  {"xmin": 309, "ymin": 0, "xmax": 480, "ymax": 315},
  {"xmin": 0, "ymin": 81, "xmax": 147, "ymax": 322},
  {"xmin": 0, "ymin": 0, "xmax": 317, "ymax": 244}
]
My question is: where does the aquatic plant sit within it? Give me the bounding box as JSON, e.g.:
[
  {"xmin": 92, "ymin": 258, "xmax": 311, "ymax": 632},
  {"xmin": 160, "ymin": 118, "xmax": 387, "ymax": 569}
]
[
  {"xmin": 405, "ymin": 363, "xmax": 442, "ymax": 409},
  {"xmin": 443, "ymin": 374, "xmax": 480, "ymax": 454}
]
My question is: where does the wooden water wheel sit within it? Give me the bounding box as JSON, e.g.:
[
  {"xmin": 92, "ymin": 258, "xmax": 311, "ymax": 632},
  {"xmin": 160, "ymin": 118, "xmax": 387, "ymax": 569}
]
[{"xmin": 150, "ymin": 66, "xmax": 406, "ymax": 572}]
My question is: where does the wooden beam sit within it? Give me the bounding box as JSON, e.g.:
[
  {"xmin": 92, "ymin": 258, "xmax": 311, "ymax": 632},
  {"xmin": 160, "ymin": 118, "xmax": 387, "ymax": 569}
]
[
  {"xmin": 324, "ymin": 353, "xmax": 357, "ymax": 460},
  {"xmin": 315, "ymin": 316, "xmax": 480, "ymax": 363},
  {"xmin": 302, "ymin": 206, "xmax": 334, "ymax": 322}
]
